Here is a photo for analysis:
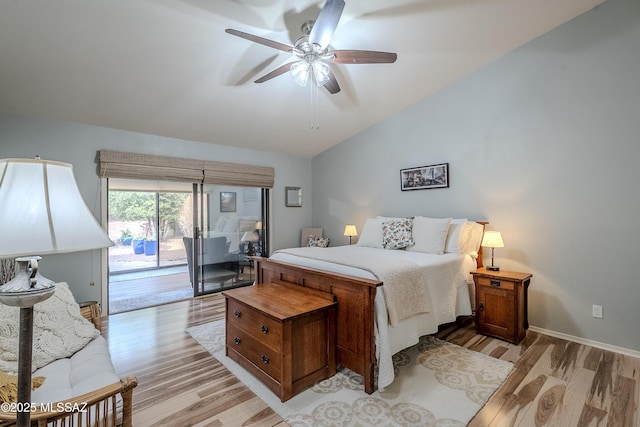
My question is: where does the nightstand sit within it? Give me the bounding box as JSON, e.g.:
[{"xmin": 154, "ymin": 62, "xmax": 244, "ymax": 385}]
[{"xmin": 471, "ymin": 268, "xmax": 532, "ymax": 344}]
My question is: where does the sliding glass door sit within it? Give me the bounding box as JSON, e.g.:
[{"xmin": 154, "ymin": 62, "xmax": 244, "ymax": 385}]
[
  {"xmin": 107, "ymin": 180, "xmax": 191, "ymax": 273},
  {"xmin": 190, "ymin": 184, "xmax": 267, "ymax": 296}
]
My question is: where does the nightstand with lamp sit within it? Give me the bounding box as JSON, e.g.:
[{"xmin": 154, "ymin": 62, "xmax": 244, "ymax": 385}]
[{"xmin": 472, "ymin": 230, "xmax": 532, "ymax": 344}]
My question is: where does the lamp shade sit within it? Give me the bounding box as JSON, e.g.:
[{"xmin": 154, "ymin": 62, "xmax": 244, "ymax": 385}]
[
  {"xmin": 241, "ymin": 231, "xmax": 259, "ymax": 242},
  {"xmin": 343, "ymin": 225, "xmax": 358, "ymax": 237},
  {"xmin": 291, "ymin": 60, "xmax": 311, "ymax": 87},
  {"xmin": 481, "ymin": 231, "xmax": 504, "ymax": 248},
  {"xmin": 0, "ymin": 158, "xmax": 114, "ymax": 258}
]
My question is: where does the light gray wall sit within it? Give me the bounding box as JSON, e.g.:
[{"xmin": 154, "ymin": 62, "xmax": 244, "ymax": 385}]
[
  {"xmin": 311, "ymin": 0, "xmax": 640, "ymax": 352},
  {"xmin": 0, "ymin": 114, "xmax": 313, "ymax": 303}
]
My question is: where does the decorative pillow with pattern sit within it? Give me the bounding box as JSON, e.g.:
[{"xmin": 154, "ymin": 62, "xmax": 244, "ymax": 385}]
[
  {"xmin": 308, "ymin": 235, "xmax": 330, "ymax": 247},
  {"xmin": 382, "ymin": 218, "xmax": 414, "ymax": 249}
]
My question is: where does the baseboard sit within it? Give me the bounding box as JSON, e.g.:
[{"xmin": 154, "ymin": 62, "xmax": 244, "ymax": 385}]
[{"xmin": 528, "ymin": 325, "xmax": 640, "ymax": 359}]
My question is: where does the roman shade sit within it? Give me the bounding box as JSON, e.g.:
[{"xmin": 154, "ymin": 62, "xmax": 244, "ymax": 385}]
[
  {"xmin": 98, "ymin": 150, "xmax": 274, "ymax": 188},
  {"xmin": 203, "ymin": 160, "xmax": 274, "ymax": 188}
]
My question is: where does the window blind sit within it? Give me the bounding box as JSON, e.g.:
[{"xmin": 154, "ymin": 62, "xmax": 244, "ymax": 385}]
[{"xmin": 98, "ymin": 150, "xmax": 274, "ymax": 188}]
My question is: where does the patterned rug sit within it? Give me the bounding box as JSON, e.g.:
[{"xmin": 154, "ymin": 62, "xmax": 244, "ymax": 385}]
[{"xmin": 186, "ymin": 320, "xmax": 513, "ymax": 426}]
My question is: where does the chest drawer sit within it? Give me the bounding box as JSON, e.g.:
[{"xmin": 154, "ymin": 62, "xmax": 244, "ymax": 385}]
[
  {"xmin": 223, "ymin": 281, "xmax": 337, "ymax": 402},
  {"xmin": 226, "ymin": 298, "xmax": 282, "ymax": 351},
  {"xmin": 476, "ymin": 276, "xmax": 515, "ymax": 291},
  {"xmin": 226, "ymin": 323, "xmax": 282, "ymax": 380}
]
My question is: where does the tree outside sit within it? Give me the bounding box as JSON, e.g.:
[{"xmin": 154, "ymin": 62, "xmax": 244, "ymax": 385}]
[{"xmin": 109, "ymin": 191, "xmax": 190, "ymax": 241}]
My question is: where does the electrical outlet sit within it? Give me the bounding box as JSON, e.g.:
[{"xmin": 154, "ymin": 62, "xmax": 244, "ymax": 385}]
[{"xmin": 592, "ymin": 304, "xmax": 603, "ymax": 319}]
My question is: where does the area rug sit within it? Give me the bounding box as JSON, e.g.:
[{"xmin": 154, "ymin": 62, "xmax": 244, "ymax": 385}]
[{"xmin": 186, "ymin": 320, "xmax": 513, "ymax": 426}]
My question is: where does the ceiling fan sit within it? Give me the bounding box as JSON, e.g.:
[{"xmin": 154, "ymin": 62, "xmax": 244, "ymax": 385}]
[{"xmin": 225, "ymin": 0, "xmax": 397, "ymax": 94}]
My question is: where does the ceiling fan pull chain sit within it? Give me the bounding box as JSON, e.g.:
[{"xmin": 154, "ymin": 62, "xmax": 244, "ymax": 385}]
[
  {"xmin": 309, "ymin": 81, "xmax": 320, "ymax": 130},
  {"xmin": 314, "ymin": 83, "xmax": 320, "ymax": 130}
]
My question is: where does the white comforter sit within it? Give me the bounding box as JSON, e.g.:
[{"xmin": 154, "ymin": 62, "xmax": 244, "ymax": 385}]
[{"xmin": 271, "ymin": 245, "xmax": 476, "ymax": 390}]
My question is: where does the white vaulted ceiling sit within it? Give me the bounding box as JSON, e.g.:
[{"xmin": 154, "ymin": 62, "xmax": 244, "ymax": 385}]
[{"xmin": 0, "ymin": 0, "xmax": 606, "ymax": 158}]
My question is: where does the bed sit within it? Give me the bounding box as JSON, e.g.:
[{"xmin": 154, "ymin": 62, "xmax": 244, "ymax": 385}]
[{"xmin": 253, "ymin": 216, "xmax": 485, "ymax": 394}]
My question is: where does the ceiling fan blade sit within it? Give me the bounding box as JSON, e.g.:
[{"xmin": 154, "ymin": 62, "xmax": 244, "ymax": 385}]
[
  {"xmin": 225, "ymin": 28, "xmax": 293, "ymax": 53},
  {"xmin": 309, "ymin": 0, "xmax": 345, "ymax": 49},
  {"xmin": 323, "ymin": 70, "xmax": 341, "ymax": 94},
  {"xmin": 254, "ymin": 62, "xmax": 296, "ymax": 83},
  {"xmin": 330, "ymin": 50, "xmax": 398, "ymax": 64}
]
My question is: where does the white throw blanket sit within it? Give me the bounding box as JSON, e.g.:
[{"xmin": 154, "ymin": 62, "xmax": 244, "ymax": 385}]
[{"xmin": 273, "ymin": 246, "xmax": 429, "ymax": 326}]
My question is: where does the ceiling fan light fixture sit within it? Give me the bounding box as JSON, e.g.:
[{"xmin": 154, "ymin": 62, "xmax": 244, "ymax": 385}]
[
  {"xmin": 312, "ymin": 60, "xmax": 331, "ymax": 87},
  {"xmin": 290, "ymin": 60, "xmax": 310, "ymax": 86}
]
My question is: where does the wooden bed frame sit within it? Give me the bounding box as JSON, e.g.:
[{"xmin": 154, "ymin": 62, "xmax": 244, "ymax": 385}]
[{"xmin": 254, "ymin": 236, "xmax": 485, "ymax": 394}]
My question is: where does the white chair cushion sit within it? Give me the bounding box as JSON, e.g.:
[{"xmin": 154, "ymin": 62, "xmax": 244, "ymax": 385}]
[{"xmin": 31, "ymin": 335, "xmax": 121, "ymax": 403}]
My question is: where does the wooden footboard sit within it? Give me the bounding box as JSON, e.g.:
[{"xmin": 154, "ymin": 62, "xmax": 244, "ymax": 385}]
[{"xmin": 254, "ymin": 256, "xmax": 382, "ymax": 394}]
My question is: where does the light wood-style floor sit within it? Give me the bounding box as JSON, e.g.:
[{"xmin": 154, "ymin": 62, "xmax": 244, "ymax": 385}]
[{"xmin": 103, "ymin": 294, "xmax": 639, "ymax": 427}]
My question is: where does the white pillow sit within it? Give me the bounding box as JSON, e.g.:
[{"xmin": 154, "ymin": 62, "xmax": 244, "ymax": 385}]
[
  {"xmin": 357, "ymin": 218, "xmax": 385, "ymax": 248},
  {"xmin": 462, "ymin": 222, "xmax": 485, "ymax": 257},
  {"xmin": 0, "ymin": 282, "xmax": 100, "ymax": 375},
  {"xmin": 222, "ymin": 217, "xmax": 238, "ymax": 233},
  {"xmin": 406, "ymin": 216, "xmax": 452, "ymax": 254},
  {"xmin": 214, "ymin": 216, "xmax": 228, "ymax": 232},
  {"xmin": 444, "ymin": 218, "xmax": 469, "ymax": 254}
]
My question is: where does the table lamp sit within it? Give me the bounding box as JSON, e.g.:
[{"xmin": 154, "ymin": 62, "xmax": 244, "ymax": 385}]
[
  {"xmin": 481, "ymin": 231, "xmax": 504, "ymax": 271},
  {"xmin": 0, "ymin": 157, "xmax": 114, "ymax": 426},
  {"xmin": 344, "ymin": 225, "xmax": 357, "ymax": 245},
  {"xmin": 241, "ymin": 231, "xmax": 259, "ymax": 256}
]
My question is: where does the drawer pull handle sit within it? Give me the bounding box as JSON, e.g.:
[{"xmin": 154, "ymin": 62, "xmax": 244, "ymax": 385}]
[
  {"xmin": 260, "ymin": 325, "xmax": 269, "ymax": 334},
  {"xmin": 234, "ymin": 337, "xmax": 241, "ymax": 345},
  {"xmin": 490, "ymin": 280, "xmax": 501, "ymax": 287},
  {"xmin": 234, "ymin": 310, "xmax": 241, "ymax": 318},
  {"xmin": 261, "ymin": 354, "xmax": 269, "ymax": 364}
]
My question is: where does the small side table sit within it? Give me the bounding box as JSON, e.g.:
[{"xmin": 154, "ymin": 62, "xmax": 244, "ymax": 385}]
[{"xmin": 471, "ymin": 268, "xmax": 532, "ymax": 344}]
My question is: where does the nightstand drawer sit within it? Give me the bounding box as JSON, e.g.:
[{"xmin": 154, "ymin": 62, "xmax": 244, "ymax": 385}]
[
  {"xmin": 227, "ymin": 323, "xmax": 282, "ymax": 380},
  {"xmin": 226, "ymin": 298, "xmax": 282, "ymax": 351},
  {"xmin": 476, "ymin": 276, "xmax": 515, "ymax": 291}
]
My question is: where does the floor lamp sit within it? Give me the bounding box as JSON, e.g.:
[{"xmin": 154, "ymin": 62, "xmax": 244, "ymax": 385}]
[{"xmin": 0, "ymin": 157, "xmax": 113, "ymax": 426}]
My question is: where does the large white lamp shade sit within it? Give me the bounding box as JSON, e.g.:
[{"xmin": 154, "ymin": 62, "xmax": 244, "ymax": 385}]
[{"xmin": 0, "ymin": 158, "xmax": 114, "ymax": 258}]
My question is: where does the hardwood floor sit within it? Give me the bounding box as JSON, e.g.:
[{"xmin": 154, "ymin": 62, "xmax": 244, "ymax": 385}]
[{"xmin": 103, "ymin": 294, "xmax": 639, "ymax": 426}]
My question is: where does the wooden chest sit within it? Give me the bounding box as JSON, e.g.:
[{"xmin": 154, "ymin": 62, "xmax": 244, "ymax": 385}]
[{"xmin": 222, "ymin": 280, "xmax": 337, "ymax": 401}]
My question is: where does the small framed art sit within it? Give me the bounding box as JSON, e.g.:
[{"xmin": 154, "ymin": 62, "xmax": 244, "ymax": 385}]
[
  {"xmin": 400, "ymin": 163, "xmax": 449, "ymax": 191},
  {"xmin": 220, "ymin": 191, "xmax": 236, "ymax": 212},
  {"xmin": 285, "ymin": 186, "xmax": 302, "ymax": 207}
]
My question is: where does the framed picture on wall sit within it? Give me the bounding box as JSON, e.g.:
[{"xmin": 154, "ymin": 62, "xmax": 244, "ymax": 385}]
[
  {"xmin": 220, "ymin": 191, "xmax": 236, "ymax": 212},
  {"xmin": 400, "ymin": 163, "xmax": 449, "ymax": 191}
]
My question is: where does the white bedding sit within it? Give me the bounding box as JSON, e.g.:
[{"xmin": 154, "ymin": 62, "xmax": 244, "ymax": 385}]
[{"xmin": 270, "ymin": 245, "xmax": 477, "ymax": 390}]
